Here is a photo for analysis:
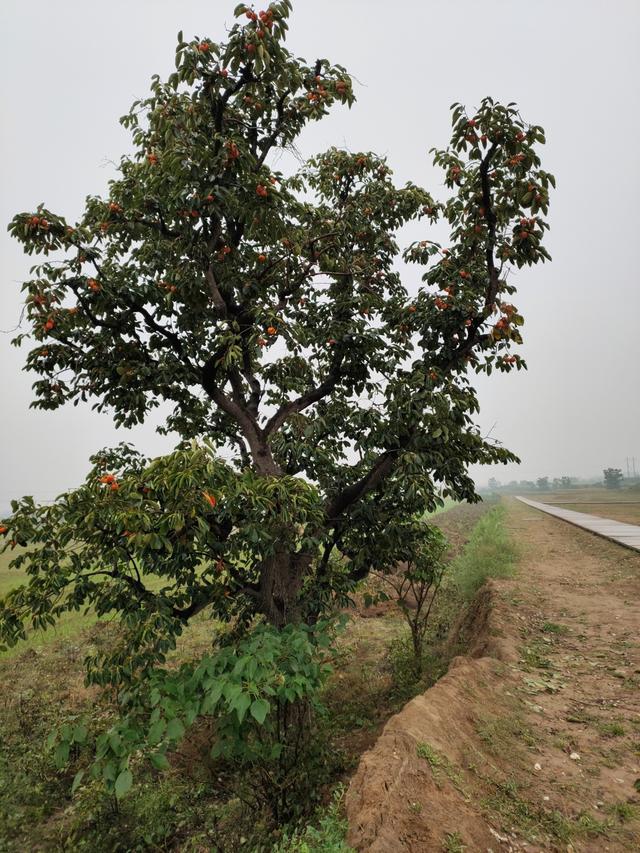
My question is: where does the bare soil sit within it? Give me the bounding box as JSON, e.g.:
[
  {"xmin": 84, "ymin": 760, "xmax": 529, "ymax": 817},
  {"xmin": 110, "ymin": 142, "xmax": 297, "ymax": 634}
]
[{"xmin": 346, "ymin": 497, "xmax": 640, "ymax": 851}]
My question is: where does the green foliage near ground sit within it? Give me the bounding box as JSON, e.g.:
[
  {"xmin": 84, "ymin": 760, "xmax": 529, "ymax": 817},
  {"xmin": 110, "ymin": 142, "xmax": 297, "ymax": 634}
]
[
  {"xmin": 449, "ymin": 505, "xmax": 518, "ymax": 599},
  {"xmin": 1, "ymin": 500, "xmax": 490, "ymax": 851},
  {"xmin": 273, "ymin": 787, "xmax": 353, "ymax": 852}
]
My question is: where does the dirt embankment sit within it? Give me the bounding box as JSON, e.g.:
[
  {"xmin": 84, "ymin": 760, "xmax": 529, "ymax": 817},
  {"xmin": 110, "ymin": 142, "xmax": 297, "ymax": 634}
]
[{"xmin": 346, "ymin": 499, "xmax": 640, "ymax": 852}]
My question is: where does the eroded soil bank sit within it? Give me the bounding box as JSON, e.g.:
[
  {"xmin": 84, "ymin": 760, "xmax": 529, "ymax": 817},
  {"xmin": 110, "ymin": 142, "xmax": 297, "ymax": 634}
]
[{"xmin": 346, "ymin": 497, "xmax": 640, "ymax": 851}]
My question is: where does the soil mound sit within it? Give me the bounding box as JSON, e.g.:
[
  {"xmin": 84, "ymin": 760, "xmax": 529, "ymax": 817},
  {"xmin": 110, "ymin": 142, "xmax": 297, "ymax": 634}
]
[
  {"xmin": 346, "ymin": 581, "xmax": 508, "ymax": 851},
  {"xmin": 346, "ymin": 499, "xmax": 640, "ymax": 851}
]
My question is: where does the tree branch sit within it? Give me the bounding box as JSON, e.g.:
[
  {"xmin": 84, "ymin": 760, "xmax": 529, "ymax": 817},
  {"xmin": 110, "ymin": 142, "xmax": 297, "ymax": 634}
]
[
  {"xmin": 326, "ymin": 450, "xmax": 397, "ymax": 521},
  {"xmin": 201, "ymin": 356, "xmax": 280, "ymax": 476},
  {"xmin": 264, "ymin": 348, "xmax": 346, "ymax": 437},
  {"xmin": 326, "ymin": 150, "xmax": 505, "ymax": 521}
]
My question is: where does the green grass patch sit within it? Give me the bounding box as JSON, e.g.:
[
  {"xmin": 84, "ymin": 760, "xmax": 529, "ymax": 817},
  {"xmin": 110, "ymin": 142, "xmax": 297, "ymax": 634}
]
[
  {"xmin": 0, "ymin": 546, "xmax": 27, "ymax": 597},
  {"xmin": 449, "ymin": 505, "xmax": 518, "ymax": 600},
  {"xmin": 606, "ymin": 800, "xmax": 639, "ymax": 823},
  {"xmin": 541, "ymin": 621, "xmax": 569, "ymax": 635},
  {"xmin": 273, "ymin": 786, "xmax": 353, "ymax": 852},
  {"xmin": 475, "ymin": 712, "xmax": 537, "ymax": 755},
  {"xmin": 442, "ymin": 831, "xmax": 466, "ymax": 852},
  {"xmin": 597, "ymin": 721, "xmax": 626, "ymax": 738},
  {"xmin": 0, "ymin": 545, "xmax": 218, "ymax": 659}
]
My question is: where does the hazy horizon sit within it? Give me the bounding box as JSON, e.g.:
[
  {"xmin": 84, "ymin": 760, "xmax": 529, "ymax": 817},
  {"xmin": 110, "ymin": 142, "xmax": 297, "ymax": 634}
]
[{"xmin": 1, "ymin": 0, "xmax": 639, "ymax": 505}]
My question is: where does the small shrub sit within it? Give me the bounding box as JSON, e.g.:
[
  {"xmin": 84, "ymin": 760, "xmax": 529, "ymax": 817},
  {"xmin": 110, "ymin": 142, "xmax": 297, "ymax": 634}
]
[
  {"xmin": 373, "ymin": 524, "xmax": 449, "ymax": 676},
  {"xmin": 47, "ymin": 621, "xmax": 341, "ymax": 823}
]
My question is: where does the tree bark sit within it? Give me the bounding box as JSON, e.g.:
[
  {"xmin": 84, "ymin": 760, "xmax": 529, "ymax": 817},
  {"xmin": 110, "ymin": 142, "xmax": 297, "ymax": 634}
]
[{"xmin": 259, "ymin": 549, "xmax": 313, "ymax": 627}]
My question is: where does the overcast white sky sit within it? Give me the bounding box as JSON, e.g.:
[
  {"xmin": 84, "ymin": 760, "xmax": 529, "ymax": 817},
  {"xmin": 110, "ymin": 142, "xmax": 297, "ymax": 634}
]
[{"xmin": 1, "ymin": 0, "xmax": 639, "ymax": 506}]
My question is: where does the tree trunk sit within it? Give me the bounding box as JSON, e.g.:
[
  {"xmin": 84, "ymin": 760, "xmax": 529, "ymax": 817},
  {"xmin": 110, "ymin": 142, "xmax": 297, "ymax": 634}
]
[
  {"xmin": 411, "ymin": 625, "xmax": 423, "ymax": 677},
  {"xmin": 259, "ymin": 549, "xmax": 313, "ymax": 627}
]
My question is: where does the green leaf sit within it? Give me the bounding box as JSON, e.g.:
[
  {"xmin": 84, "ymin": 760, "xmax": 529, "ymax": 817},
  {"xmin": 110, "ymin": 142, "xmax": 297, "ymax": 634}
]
[
  {"xmin": 103, "ymin": 761, "xmax": 117, "ymax": 782},
  {"xmin": 150, "ymin": 752, "xmax": 171, "ymax": 771},
  {"xmin": 115, "ymin": 768, "xmax": 133, "ymax": 799},
  {"xmin": 148, "ymin": 719, "xmax": 166, "ymax": 745},
  {"xmin": 222, "ymin": 682, "xmax": 242, "ymax": 703},
  {"xmin": 249, "ymin": 698, "xmax": 270, "ymax": 725},
  {"xmin": 73, "ymin": 724, "xmax": 88, "ymax": 744},
  {"xmin": 71, "ymin": 770, "xmax": 85, "ymax": 796},
  {"xmin": 201, "ymin": 682, "xmax": 223, "ymax": 714},
  {"xmin": 234, "ymin": 692, "xmax": 251, "ymax": 723},
  {"xmin": 270, "ymin": 742, "xmax": 283, "ymax": 759},
  {"xmin": 166, "ymin": 717, "xmax": 185, "ymax": 741},
  {"xmin": 53, "ymin": 741, "xmax": 70, "ymax": 768}
]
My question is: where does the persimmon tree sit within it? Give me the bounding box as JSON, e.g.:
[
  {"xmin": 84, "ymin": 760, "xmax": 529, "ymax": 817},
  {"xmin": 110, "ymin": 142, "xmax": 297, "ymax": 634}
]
[{"xmin": 1, "ymin": 0, "xmax": 553, "ymax": 797}]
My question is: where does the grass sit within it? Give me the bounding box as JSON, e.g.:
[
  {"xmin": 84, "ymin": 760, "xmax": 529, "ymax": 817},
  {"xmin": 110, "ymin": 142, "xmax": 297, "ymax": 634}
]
[
  {"xmin": 273, "ymin": 787, "xmax": 353, "ymax": 852},
  {"xmin": 416, "ymin": 742, "xmax": 466, "ymax": 794},
  {"xmin": 481, "ymin": 776, "xmax": 620, "ymax": 845},
  {"xmin": 607, "ymin": 801, "xmax": 639, "ymax": 823},
  {"xmin": 448, "ymin": 505, "xmax": 518, "ymax": 600},
  {"xmin": 0, "ymin": 546, "xmax": 27, "ymax": 597},
  {"xmin": 442, "ymin": 832, "xmax": 466, "ymax": 852},
  {"xmin": 541, "ymin": 621, "xmax": 569, "ymax": 635},
  {"xmin": 0, "ymin": 544, "xmax": 220, "ymax": 660},
  {"xmin": 475, "ymin": 712, "xmax": 537, "ymax": 756},
  {"xmin": 597, "ymin": 721, "xmax": 626, "ymax": 738}
]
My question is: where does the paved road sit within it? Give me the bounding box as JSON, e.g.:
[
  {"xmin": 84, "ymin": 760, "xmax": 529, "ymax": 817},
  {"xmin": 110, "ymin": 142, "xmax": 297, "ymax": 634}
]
[{"xmin": 516, "ymin": 496, "xmax": 640, "ymax": 552}]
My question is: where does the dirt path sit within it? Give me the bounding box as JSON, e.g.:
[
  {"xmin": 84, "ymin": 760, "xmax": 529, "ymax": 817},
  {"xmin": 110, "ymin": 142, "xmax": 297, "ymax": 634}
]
[{"xmin": 346, "ymin": 497, "xmax": 640, "ymax": 851}]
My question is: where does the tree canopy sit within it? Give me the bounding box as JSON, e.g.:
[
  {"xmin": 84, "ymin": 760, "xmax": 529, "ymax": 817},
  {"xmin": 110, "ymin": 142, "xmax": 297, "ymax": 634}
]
[{"xmin": 3, "ymin": 0, "xmax": 553, "ymax": 682}]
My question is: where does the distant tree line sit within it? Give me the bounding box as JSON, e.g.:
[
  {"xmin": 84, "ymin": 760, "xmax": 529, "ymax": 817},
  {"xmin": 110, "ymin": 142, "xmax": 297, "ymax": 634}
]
[
  {"xmin": 483, "ymin": 468, "xmax": 639, "ymax": 493},
  {"xmin": 485, "ymin": 475, "xmax": 577, "ymax": 493}
]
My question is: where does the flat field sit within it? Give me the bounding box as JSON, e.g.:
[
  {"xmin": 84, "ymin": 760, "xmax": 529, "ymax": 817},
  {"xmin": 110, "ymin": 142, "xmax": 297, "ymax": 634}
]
[{"xmin": 530, "ymin": 486, "xmax": 640, "ymax": 525}]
